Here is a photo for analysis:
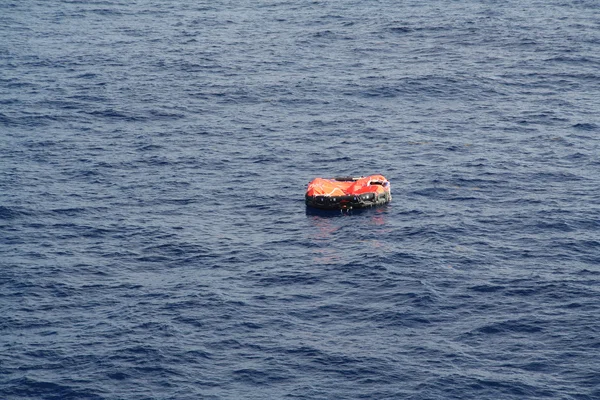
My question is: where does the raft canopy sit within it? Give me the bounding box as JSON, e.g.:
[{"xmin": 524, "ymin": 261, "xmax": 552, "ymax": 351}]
[{"xmin": 305, "ymin": 175, "xmax": 391, "ymax": 210}]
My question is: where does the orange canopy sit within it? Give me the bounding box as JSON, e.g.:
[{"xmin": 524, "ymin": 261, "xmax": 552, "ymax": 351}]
[{"xmin": 306, "ymin": 175, "xmax": 389, "ymax": 197}]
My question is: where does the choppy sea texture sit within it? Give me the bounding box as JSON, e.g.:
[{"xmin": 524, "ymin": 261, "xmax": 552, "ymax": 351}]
[{"xmin": 1, "ymin": 0, "xmax": 600, "ymax": 399}]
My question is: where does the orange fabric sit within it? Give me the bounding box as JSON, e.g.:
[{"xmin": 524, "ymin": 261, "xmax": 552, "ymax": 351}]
[{"xmin": 306, "ymin": 175, "xmax": 389, "ymax": 197}]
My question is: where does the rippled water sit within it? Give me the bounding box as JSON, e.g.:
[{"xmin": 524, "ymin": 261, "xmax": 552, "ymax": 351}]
[{"xmin": 2, "ymin": 1, "xmax": 600, "ymax": 399}]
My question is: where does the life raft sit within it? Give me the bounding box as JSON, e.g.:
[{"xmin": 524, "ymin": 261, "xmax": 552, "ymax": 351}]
[{"xmin": 305, "ymin": 175, "xmax": 391, "ymax": 210}]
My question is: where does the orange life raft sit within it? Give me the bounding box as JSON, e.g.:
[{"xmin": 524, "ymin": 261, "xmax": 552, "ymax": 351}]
[{"xmin": 305, "ymin": 175, "xmax": 391, "ymax": 210}]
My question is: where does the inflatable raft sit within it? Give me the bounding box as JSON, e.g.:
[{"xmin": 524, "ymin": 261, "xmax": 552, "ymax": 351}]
[{"xmin": 305, "ymin": 175, "xmax": 391, "ymax": 210}]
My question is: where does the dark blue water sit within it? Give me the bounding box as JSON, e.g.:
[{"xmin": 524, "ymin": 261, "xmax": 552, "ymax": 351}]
[{"xmin": 2, "ymin": 1, "xmax": 600, "ymax": 399}]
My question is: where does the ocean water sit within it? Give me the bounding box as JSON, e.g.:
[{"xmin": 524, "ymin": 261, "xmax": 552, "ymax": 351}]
[{"xmin": 1, "ymin": 0, "xmax": 599, "ymax": 399}]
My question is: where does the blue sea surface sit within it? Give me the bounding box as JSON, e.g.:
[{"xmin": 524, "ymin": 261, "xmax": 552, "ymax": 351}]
[{"xmin": 1, "ymin": 0, "xmax": 600, "ymax": 399}]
